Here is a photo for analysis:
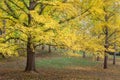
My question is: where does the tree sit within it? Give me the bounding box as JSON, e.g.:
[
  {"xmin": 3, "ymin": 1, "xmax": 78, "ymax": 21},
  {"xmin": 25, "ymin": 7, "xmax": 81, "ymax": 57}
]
[
  {"xmin": 90, "ymin": 0, "xmax": 120, "ymax": 69},
  {"xmin": 0, "ymin": 0, "xmax": 85, "ymax": 72}
]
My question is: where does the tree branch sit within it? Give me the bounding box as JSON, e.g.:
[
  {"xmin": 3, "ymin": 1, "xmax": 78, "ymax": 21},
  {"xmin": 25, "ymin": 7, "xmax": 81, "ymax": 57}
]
[
  {"xmin": 0, "ymin": 7, "xmax": 18, "ymax": 20},
  {"xmin": 9, "ymin": 0, "xmax": 28, "ymax": 14},
  {"xmin": 58, "ymin": 5, "xmax": 91, "ymax": 24},
  {"xmin": 39, "ymin": 4, "xmax": 46, "ymax": 15},
  {"xmin": 108, "ymin": 30, "xmax": 120, "ymax": 39},
  {"xmin": 21, "ymin": 0, "xmax": 29, "ymax": 9},
  {"xmin": 4, "ymin": 37, "xmax": 27, "ymax": 43}
]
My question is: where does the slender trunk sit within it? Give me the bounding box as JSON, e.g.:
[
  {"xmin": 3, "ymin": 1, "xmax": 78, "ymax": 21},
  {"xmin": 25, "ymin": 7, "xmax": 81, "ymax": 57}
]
[
  {"xmin": 54, "ymin": 46, "xmax": 57, "ymax": 51},
  {"xmin": 113, "ymin": 39, "xmax": 117, "ymax": 65},
  {"xmin": 48, "ymin": 45, "xmax": 51, "ymax": 53},
  {"xmin": 96, "ymin": 56, "xmax": 100, "ymax": 61},
  {"xmin": 103, "ymin": 53, "xmax": 108, "ymax": 69},
  {"xmin": 103, "ymin": 11, "xmax": 109, "ymax": 69},
  {"xmin": 42, "ymin": 45, "xmax": 45, "ymax": 50},
  {"xmin": 83, "ymin": 51, "xmax": 86, "ymax": 58},
  {"xmin": 113, "ymin": 52, "xmax": 116, "ymax": 65},
  {"xmin": 25, "ymin": 37, "xmax": 36, "ymax": 72}
]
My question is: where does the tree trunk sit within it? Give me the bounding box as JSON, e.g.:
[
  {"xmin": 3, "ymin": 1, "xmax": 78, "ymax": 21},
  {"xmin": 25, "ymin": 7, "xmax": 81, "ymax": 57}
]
[
  {"xmin": 48, "ymin": 45, "xmax": 51, "ymax": 53},
  {"xmin": 0, "ymin": 53, "xmax": 5, "ymax": 58},
  {"xmin": 96, "ymin": 56, "xmax": 100, "ymax": 61},
  {"xmin": 113, "ymin": 52, "xmax": 116, "ymax": 65},
  {"xmin": 54, "ymin": 46, "xmax": 57, "ymax": 51},
  {"xmin": 25, "ymin": 0, "xmax": 38, "ymax": 72},
  {"xmin": 25, "ymin": 37, "xmax": 36, "ymax": 72},
  {"xmin": 103, "ymin": 53, "xmax": 108, "ymax": 69},
  {"xmin": 41, "ymin": 45, "xmax": 45, "ymax": 50},
  {"xmin": 83, "ymin": 51, "xmax": 86, "ymax": 58},
  {"xmin": 113, "ymin": 41, "xmax": 117, "ymax": 65},
  {"xmin": 103, "ymin": 23, "xmax": 109, "ymax": 69},
  {"xmin": 25, "ymin": 52, "xmax": 36, "ymax": 72}
]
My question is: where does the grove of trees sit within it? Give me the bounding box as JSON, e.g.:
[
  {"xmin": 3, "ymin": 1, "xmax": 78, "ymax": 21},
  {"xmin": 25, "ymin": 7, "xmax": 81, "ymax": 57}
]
[{"xmin": 0, "ymin": 0, "xmax": 120, "ymax": 72}]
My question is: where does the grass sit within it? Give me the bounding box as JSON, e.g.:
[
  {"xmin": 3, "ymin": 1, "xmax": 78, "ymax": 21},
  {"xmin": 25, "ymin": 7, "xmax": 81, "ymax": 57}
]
[
  {"xmin": 1, "ymin": 54, "xmax": 120, "ymax": 80},
  {"xmin": 36, "ymin": 57, "xmax": 98, "ymax": 68}
]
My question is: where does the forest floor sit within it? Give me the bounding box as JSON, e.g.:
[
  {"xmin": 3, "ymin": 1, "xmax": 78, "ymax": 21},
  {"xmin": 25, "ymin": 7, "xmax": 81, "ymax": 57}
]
[{"xmin": 0, "ymin": 54, "xmax": 120, "ymax": 80}]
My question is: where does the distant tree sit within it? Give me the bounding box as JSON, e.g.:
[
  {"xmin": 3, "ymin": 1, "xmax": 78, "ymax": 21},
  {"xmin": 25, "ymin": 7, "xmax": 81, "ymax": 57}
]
[{"xmin": 90, "ymin": 0, "xmax": 120, "ymax": 69}]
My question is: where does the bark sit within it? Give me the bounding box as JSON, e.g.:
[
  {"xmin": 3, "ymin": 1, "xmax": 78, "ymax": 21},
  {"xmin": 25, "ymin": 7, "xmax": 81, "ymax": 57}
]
[
  {"xmin": 48, "ymin": 45, "xmax": 51, "ymax": 53},
  {"xmin": 113, "ymin": 39, "xmax": 117, "ymax": 65},
  {"xmin": 54, "ymin": 46, "xmax": 56, "ymax": 50},
  {"xmin": 42, "ymin": 45, "xmax": 45, "ymax": 50},
  {"xmin": 82, "ymin": 51, "xmax": 86, "ymax": 58},
  {"xmin": 113, "ymin": 52, "xmax": 116, "ymax": 65},
  {"xmin": 103, "ymin": 12, "xmax": 109, "ymax": 69},
  {"xmin": 0, "ymin": 53, "xmax": 5, "ymax": 58},
  {"xmin": 103, "ymin": 25, "xmax": 109, "ymax": 69},
  {"xmin": 103, "ymin": 54, "xmax": 108, "ymax": 69},
  {"xmin": 96, "ymin": 56, "xmax": 100, "ymax": 61},
  {"xmin": 24, "ymin": 0, "xmax": 37, "ymax": 72},
  {"xmin": 25, "ymin": 37, "xmax": 36, "ymax": 72}
]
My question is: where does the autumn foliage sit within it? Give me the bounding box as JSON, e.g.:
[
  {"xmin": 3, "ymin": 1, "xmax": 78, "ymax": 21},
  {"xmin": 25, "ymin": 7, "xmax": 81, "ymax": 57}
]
[{"xmin": 0, "ymin": 0, "xmax": 120, "ymax": 71}]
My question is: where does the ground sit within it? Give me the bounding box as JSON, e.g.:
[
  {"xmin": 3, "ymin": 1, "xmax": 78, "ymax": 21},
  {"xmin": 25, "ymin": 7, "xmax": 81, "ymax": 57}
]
[{"xmin": 0, "ymin": 55, "xmax": 120, "ymax": 80}]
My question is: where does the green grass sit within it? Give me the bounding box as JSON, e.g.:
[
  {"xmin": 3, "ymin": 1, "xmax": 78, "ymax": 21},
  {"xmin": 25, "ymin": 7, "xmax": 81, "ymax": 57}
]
[{"xmin": 36, "ymin": 57, "xmax": 98, "ymax": 69}]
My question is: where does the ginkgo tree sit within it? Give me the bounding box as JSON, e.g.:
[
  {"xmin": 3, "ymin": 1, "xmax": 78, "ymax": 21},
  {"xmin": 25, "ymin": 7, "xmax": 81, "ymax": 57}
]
[
  {"xmin": 0, "ymin": 0, "xmax": 118, "ymax": 72},
  {"xmin": 0, "ymin": 0, "xmax": 94, "ymax": 72},
  {"xmin": 90, "ymin": 0, "xmax": 120, "ymax": 69}
]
